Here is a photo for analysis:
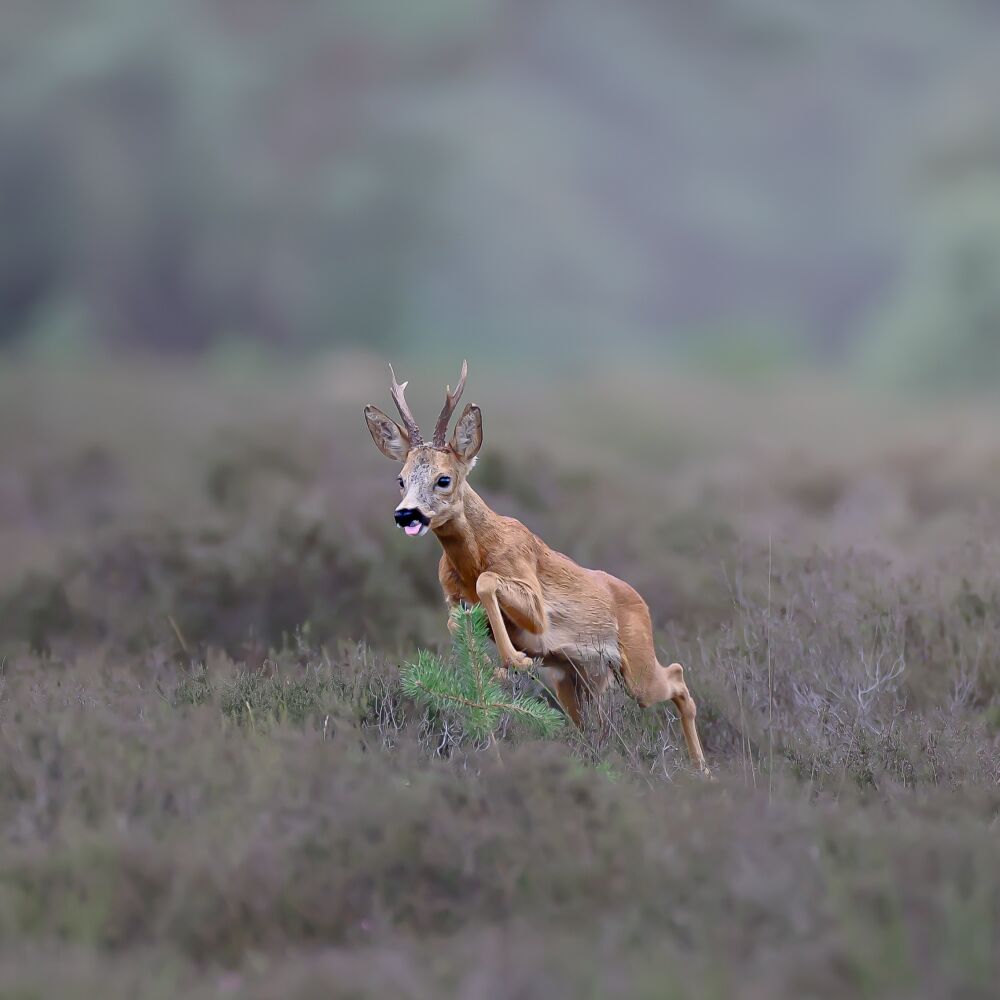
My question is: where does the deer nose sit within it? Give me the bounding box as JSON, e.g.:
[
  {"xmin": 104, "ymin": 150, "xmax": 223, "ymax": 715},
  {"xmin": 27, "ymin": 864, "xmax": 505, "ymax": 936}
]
[{"xmin": 394, "ymin": 508, "xmax": 420, "ymax": 528}]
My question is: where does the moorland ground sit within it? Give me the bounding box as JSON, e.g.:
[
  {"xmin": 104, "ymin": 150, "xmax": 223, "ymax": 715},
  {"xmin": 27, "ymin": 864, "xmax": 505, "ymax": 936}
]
[{"xmin": 2, "ymin": 356, "xmax": 1000, "ymax": 999}]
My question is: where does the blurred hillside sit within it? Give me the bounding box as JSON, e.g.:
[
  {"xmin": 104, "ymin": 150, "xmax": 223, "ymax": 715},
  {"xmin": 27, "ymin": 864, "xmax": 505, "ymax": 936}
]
[{"xmin": 2, "ymin": 0, "xmax": 1000, "ymax": 383}]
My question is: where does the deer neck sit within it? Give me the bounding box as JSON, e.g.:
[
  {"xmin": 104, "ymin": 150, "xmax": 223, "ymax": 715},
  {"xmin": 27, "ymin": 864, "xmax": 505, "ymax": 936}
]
[{"xmin": 433, "ymin": 487, "xmax": 500, "ymax": 583}]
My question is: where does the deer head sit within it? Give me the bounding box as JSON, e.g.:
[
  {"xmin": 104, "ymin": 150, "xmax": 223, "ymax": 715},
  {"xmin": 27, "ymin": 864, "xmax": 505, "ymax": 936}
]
[{"xmin": 364, "ymin": 361, "xmax": 482, "ymax": 537}]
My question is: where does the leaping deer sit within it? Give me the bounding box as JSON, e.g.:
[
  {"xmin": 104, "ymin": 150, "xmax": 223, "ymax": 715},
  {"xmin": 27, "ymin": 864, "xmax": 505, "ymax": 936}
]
[{"xmin": 364, "ymin": 362, "xmax": 708, "ymax": 772}]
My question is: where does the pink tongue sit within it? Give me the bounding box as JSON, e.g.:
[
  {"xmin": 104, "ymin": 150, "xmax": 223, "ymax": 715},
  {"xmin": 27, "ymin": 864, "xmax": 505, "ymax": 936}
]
[{"xmin": 404, "ymin": 523, "xmax": 423, "ymax": 536}]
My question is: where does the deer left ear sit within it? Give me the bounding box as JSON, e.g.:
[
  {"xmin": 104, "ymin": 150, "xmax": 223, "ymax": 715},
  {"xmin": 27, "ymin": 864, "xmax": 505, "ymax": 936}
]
[{"xmin": 450, "ymin": 403, "xmax": 483, "ymax": 462}]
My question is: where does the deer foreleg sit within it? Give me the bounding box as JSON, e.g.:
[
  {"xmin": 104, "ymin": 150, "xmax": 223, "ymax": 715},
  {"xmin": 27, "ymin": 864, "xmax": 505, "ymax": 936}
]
[
  {"xmin": 475, "ymin": 572, "xmax": 543, "ymax": 671},
  {"xmin": 439, "ymin": 555, "xmax": 466, "ymax": 635}
]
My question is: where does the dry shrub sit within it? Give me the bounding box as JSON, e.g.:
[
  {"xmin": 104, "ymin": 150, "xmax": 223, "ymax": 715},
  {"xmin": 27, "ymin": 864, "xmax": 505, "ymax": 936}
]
[{"xmin": 3, "ymin": 364, "xmax": 1000, "ymax": 996}]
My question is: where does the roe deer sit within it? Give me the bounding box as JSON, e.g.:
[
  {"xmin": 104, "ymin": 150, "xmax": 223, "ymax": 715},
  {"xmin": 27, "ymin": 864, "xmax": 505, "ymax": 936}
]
[{"xmin": 364, "ymin": 361, "xmax": 708, "ymax": 772}]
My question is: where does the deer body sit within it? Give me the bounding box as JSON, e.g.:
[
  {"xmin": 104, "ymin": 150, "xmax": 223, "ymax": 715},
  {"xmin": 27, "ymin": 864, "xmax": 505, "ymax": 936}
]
[{"xmin": 365, "ymin": 363, "xmax": 708, "ymax": 772}]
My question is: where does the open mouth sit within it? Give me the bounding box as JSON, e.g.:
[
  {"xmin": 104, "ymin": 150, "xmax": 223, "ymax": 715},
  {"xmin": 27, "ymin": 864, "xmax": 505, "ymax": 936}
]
[{"xmin": 395, "ymin": 509, "xmax": 432, "ymax": 537}]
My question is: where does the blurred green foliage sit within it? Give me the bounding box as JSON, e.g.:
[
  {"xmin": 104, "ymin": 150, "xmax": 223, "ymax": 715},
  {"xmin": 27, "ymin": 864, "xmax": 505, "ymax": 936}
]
[
  {"xmin": 1, "ymin": 0, "xmax": 999, "ymax": 387},
  {"xmin": 861, "ymin": 183, "xmax": 1000, "ymax": 391}
]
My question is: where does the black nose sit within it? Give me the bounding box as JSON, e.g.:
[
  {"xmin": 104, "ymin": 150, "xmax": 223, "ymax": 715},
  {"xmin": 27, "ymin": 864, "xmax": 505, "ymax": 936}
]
[{"xmin": 394, "ymin": 508, "xmax": 419, "ymax": 527}]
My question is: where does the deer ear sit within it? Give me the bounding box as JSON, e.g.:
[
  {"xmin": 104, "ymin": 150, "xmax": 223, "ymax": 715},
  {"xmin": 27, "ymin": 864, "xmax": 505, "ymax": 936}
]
[
  {"xmin": 364, "ymin": 405, "xmax": 411, "ymax": 461},
  {"xmin": 450, "ymin": 403, "xmax": 483, "ymax": 462}
]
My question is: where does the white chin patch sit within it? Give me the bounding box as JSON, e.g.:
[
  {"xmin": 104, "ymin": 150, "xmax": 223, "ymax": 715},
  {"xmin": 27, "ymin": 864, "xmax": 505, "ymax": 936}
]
[{"xmin": 404, "ymin": 522, "xmax": 430, "ymax": 537}]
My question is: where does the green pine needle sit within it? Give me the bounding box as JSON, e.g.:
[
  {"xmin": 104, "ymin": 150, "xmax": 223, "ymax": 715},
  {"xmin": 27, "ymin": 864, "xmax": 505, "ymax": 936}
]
[{"xmin": 400, "ymin": 604, "xmax": 565, "ymax": 742}]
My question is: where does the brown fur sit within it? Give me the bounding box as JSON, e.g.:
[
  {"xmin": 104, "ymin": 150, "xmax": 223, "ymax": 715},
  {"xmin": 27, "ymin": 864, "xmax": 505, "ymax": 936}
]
[{"xmin": 365, "ymin": 366, "xmax": 708, "ymax": 772}]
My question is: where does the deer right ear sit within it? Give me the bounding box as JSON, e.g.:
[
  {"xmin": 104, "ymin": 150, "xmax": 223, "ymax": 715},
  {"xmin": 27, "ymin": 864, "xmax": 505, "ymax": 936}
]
[
  {"xmin": 364, "ymin": 405, "xmax": 411, "ymax": 461},
  {"xmin": 450, "ymin": 403, "xmax": 483, "ymax": 462}
]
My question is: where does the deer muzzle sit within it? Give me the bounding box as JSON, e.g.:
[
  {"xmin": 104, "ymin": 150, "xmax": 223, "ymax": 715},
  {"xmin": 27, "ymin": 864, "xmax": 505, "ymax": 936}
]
[{"xmin": 394, "ymin": 507, "xmax": 431, "ymax": 537}]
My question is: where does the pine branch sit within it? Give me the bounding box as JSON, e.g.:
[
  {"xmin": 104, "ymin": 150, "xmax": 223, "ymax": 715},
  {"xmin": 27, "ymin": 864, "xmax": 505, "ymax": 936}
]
[
  {"xmin": 401, "ymin": 605, "xmax": 565, "ymax": 743},
  {"xmin": 508, "ymin": 694, "xmax": 566, "ymax": 736}
]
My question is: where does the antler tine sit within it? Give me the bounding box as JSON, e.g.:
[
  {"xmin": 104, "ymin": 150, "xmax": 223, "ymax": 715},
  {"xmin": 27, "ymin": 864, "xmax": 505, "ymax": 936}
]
[
  {"xmin": 388, "ymin": 363, "xmax": 423, "ymax": 446},
  {"xmin": 433, "ymin": 360, "xmax": 469, "ymax": 447}
]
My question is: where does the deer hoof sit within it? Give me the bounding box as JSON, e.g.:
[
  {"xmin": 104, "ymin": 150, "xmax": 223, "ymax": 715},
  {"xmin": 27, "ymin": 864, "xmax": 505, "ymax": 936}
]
[{"xmin": 505, "ymin": 651, "xmax": 534, "ymax": 671}]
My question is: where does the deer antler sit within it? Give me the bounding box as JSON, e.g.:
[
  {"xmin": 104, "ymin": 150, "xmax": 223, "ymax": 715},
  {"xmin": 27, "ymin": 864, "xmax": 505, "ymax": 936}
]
[
  {"xmin": 433, "ymin": 360, "xmax": 469, "ymax": 448},
  {"xmin": 388, "ymin": 364, "xmax": 423, "ymax": 446}
]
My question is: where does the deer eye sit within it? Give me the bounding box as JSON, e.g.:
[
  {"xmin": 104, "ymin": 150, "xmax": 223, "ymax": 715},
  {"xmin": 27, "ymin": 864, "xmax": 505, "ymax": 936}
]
[
  {"xmin": 398, "ymin": 477, "xmax": 405, "ymax": 490},
  {"xmin": 436, "ymin": 476, "xmax": 452, "ymax": 489}
]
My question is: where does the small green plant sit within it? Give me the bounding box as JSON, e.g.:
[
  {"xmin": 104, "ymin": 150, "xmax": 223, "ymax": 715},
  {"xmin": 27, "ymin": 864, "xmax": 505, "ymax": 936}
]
[{"xmin": 401, "ymin": 604, "xmax": 565, "ymax": 741}]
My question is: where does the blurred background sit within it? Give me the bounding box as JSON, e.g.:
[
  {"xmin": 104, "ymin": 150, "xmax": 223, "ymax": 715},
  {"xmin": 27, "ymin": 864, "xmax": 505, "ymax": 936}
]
[
  {"xmin": 2, "ymin": 0, "xmax": 1000, "ymax": 384},
  {"xmin": 5, "ymin": 10, "xmax": 1000, "ymax": 994},
  {"xmin": 3, "ymin": 0, "xmax": 1000, "ymax": 657}
]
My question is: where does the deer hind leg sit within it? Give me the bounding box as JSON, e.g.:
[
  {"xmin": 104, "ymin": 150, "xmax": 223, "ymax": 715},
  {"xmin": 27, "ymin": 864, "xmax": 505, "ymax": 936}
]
[
  {"xmin": 659, "ymin": 662, "xmax": 709, "ymax": 775},
  {"xmin": 617, "ymin": 613, "xmax": 709, "ymax": 774},
  {"xmin": 538, "ymin": 653, "xmax": 610, "ymax": 730},
  {"xmin": 541, "ymin": 662, "xmax": 583, "ymax": 726},
  {"xmin": 475, "ymin": 572, "xmax": 545, "ymax": 671}
]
